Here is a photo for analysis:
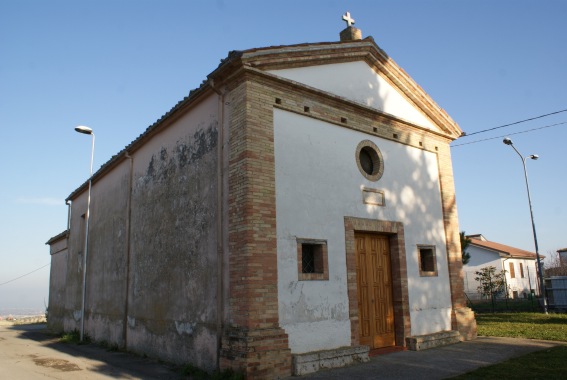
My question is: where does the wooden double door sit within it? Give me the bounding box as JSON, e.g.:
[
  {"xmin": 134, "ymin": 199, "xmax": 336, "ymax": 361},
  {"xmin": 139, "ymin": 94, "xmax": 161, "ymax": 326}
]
[{"xmin": 355, "ymin": 233, "xmax": 395, "ymax": 349}]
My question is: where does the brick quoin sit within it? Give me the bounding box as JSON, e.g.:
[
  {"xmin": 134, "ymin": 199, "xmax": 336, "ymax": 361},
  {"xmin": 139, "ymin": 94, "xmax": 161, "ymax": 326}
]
[
  {"xmin": 222, "ymin": 80, "xmax": 291, "ymax": 379},
  {"xmin": 437, "ymin": 143, "xmax": 477, "ymax": 340}
]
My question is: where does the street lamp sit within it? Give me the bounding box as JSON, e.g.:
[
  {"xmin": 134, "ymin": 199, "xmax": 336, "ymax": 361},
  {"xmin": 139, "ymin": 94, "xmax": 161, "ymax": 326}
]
[
  {"xmin": 75, "ymin": 125, "xmax": 95, "ymax": 340},
  {"xmin": 503, "ymin": 137, "xmax": 548, "ymax": 314}
]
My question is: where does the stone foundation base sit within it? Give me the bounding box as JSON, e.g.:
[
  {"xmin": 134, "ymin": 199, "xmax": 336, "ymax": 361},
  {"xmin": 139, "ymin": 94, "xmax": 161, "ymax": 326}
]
[
  {"xmin": 220, "ymin": 326, "xmax": 291, "ymax": 379},
  {"xmin": 292, "ymin": 345, "xmax": 369, "ymax": 376},
  {"xmin": 454, "ymin": 307, "xmax": 477, "ymax": 341},
  {"xmin": 406, "ymin": 330, "xmax": 460, "ymax": 351}
]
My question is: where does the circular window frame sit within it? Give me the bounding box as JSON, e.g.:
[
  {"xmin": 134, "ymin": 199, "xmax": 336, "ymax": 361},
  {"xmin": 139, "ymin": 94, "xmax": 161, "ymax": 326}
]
[{"xmin": 355, "ymin": 140, "xmax": 384, "ymax": 182}]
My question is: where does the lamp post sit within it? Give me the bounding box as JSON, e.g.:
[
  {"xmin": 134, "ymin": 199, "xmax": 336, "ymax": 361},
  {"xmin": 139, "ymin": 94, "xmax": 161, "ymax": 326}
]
[
  {"xmin": 503, "ymin": 137, "xmax": 548, "ymax": 314},
  {"xmin": 75, "ymin": 125, "xmax": 95, "ymax": 340}
]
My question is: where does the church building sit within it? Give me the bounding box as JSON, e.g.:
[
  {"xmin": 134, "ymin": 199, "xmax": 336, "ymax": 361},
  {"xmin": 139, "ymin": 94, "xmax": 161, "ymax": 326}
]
[{"xmin": 47, "ymin": 14, "xmax": 476, "ymax": 379}]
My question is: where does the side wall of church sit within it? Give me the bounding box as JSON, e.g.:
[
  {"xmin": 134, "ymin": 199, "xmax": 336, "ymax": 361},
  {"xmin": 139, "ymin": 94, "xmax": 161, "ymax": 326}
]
[
  {"xmin": 63, "ymin": 159, "xmax": 131, "ymax": 343},
  {"xmin": 126, "ymin": 94, "xmax": 220, "ymax": 369},
  {"xmin": 59, "ymin": 93, "xmax": 221, "ymax": 370}
]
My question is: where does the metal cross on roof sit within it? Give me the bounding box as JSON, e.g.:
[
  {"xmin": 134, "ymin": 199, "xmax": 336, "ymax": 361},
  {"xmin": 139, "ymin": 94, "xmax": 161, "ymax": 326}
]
[{"xmin": 342, "ymin": 11, "xmax": 355, "ymax": 27}]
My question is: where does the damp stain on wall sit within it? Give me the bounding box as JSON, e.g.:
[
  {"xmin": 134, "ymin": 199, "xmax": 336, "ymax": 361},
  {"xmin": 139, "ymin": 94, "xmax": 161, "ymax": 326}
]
[{"xmin": 131, "ymin": 124, "xmax": 219, "ymax": 312}]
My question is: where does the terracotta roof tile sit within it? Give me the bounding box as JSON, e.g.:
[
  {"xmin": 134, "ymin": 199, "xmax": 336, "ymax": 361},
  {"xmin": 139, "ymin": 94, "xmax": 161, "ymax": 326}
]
[{"xmin": 467, "ymin": 236, "xmax": 542, "ymax": 259}]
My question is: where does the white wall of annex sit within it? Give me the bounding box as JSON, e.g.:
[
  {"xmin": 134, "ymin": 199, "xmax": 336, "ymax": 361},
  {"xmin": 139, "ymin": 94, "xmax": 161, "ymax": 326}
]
[
  {"xmin": 464, "ymin": 246, "xmax": 502, "ymax": 269},
  {"xmin": 462, "ymin": 246, "xmax": 502, "ymax": 296},
  {"xmin": 506, "ymin": 258, "xmax": 539, "ymax": 297},
  {"xmin": 274, "ymin": 109, "xmax": 452, "ymax": 354},
  {"xmin": 269, "ymin": 61, "xmax": 438, "ymax": 131}
]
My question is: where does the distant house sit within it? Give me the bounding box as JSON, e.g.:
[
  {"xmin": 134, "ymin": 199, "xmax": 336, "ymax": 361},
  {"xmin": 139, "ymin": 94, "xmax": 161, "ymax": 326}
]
[
  {"xmin": 546, "ymin": 248, "xmax": 567, "ymax": 277},
  {"xmin": 463, "ymin": 234, "xmax": 542, "ymax": 299},
  {"xmin": 559, "ymin": 248, "xmax": 567, "ymax": 267},
  {"xmin": 545, "ymin": 248, "xmax": 567, "ymax": 310}
]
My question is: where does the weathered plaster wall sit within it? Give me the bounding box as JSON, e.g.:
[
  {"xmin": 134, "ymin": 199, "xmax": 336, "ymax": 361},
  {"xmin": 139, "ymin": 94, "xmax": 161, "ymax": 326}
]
[
  {"xmin": 47, "ymin": 237, "xmax": 68, "ymax": 332},
  {"xmin": 61, "ymin": 160, "xmax": 131, "ymax": 343},
  {"xmin": 126, "ymin": 95, "xmax": 219, "ymax": 369},
  {"xmin": 86, "ymin": 160, "xmax": 131, "ymax": 345},
  {"xmin": 56, "ymin": 93, "xmax": 221, "ymax": 370},
  {"xmin": 64, "ymin": 191, "xmax": 90, "ymax": 333},
  {"xmin": 274, "ymin": 109, "xmax": 453, "ymax": 353},
  {"xmin": 269, "ymin": 61, "xmax": 438, "ymax": 131}
]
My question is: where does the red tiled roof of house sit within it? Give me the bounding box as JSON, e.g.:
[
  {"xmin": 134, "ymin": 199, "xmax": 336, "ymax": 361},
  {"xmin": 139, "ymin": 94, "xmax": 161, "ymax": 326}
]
[{"xmin": 467, "ymin": 236, "xmax": 541, "ymax": 259}]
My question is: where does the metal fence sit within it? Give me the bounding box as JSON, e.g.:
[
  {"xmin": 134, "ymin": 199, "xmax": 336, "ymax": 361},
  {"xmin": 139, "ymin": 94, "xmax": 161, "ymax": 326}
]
[
  {"xmin": 464, "ymin": 276, "xmax": 567, "ymax": 313},
  {"xmin": 546, "ymin": 277, "xmax": 567, "ymax": 311},
  {"xmin": 465, "ymin": 293, "xmax": 542, "ymax": 313}
]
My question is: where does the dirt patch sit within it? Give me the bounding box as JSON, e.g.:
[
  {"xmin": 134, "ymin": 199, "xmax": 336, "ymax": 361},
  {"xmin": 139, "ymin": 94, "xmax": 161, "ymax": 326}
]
[{"xmin": 31, "ymin": 355, "xmax": 81, "ymax": 372}]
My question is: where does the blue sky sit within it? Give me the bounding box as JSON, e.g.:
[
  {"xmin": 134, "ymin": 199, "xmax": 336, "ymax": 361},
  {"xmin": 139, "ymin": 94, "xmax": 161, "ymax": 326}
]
[{"xmin": 1, "ymin": 0, "xmax": 566, "ymax": 311}]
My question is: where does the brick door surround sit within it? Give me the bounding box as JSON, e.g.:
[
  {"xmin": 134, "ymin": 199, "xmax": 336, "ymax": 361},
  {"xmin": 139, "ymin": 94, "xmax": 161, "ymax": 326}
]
[{"xmin": 344, "ymin": 217, "xmax": 411, "ymax": 347}]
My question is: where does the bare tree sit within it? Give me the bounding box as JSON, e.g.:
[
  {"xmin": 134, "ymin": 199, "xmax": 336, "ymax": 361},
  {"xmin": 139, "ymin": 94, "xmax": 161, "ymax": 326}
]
[
  {"xmin": 546, "ymin": 249, "xmax": 567, "ymax": 277},
  {"xmin": 475, "ymin": 266, "xmax": 507, "ymax": 299}
]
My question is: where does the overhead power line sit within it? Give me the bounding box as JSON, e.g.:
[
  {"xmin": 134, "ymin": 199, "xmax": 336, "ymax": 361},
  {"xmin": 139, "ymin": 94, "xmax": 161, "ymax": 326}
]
[
  {"xmin": 461, "ymin": 108, "xmax": 567, "ymax": 137},
  {"xmin": 0, "ymin": 263, "xmax": 50, "ymax": 287},
  {"xmin": 452, "ymin": 121, "xmax": 567, "ymax": 147}
]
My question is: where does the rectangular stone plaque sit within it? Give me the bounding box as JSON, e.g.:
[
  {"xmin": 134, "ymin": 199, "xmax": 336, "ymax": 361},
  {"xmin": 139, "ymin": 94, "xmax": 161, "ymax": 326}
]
[{"xmin": 362, "ymin": 188, "xmax": 385, "ymax": 206}]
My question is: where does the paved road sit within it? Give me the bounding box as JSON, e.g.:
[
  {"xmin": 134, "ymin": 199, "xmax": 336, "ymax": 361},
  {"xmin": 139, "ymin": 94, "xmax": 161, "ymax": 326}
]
[
  {"xmin": 1, "ymin": 322, "xmax": 564, "ymax": 379},
  {"xmin": 0, "ymin": 323, "xmax": 184, "ymax": 379}
]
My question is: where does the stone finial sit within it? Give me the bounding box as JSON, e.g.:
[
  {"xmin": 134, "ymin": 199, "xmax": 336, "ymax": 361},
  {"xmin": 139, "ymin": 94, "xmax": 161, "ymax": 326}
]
[{"xmin": 340, "ymin": 11, "xmax": 362, "ymax": 41}]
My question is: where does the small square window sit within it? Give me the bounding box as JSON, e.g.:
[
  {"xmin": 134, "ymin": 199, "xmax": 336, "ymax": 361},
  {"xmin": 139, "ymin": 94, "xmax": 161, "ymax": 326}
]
[
  {"xmin": 297, "ymin": 239, "xmax": 329, "ymax": 281},
  {"xmin": 418, "ymin": 245, "xmax": 437, "ymax": 277}
]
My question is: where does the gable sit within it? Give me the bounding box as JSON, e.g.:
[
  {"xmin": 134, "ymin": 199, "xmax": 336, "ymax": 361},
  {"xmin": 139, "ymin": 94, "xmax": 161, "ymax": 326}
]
[{"xmin": 268, "ymin": 61, "xmax": 439, "ymax": 132}]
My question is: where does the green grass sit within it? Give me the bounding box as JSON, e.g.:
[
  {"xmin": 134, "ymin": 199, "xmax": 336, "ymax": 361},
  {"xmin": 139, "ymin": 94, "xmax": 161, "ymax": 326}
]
[
  {"xmin": 451, "ymin": 312, "xmax": 567, "ymax": 379},
  {"xmin": 59, "ymin": 329, "xmax": 91, "ymax": 345},
  {"xmin": 476, "ymin": 312, "xmax": 567, "ymax": 341}
]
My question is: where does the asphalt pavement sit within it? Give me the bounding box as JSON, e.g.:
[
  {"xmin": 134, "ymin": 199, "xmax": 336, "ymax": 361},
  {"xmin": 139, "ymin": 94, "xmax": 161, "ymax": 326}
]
[
  {"xmin": 0, "ymin": 322, "xmax": 183, "ymax": 379},
  {"xmin": 0, "ymin": 322, "xmax": 563, "ymax": 379}
]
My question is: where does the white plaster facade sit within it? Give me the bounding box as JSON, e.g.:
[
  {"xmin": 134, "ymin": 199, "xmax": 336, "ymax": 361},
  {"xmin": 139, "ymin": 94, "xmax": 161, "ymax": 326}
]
[{"xmin": 273, "ymin": 59, "xmax": 454, "ymax": 354}]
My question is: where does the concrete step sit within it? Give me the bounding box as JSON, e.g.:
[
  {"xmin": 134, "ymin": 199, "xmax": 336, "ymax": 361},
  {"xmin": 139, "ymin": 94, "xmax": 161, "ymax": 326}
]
[{"xmin": 406, "ymin": 330, "xmax": 461, "ymax": 351}]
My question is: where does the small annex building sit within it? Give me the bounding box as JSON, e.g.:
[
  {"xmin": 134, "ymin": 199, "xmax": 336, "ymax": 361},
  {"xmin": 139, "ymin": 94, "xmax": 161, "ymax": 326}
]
[{"xmin": 47, "ymin": 16, "xmax": 476, "ymax": 379}]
